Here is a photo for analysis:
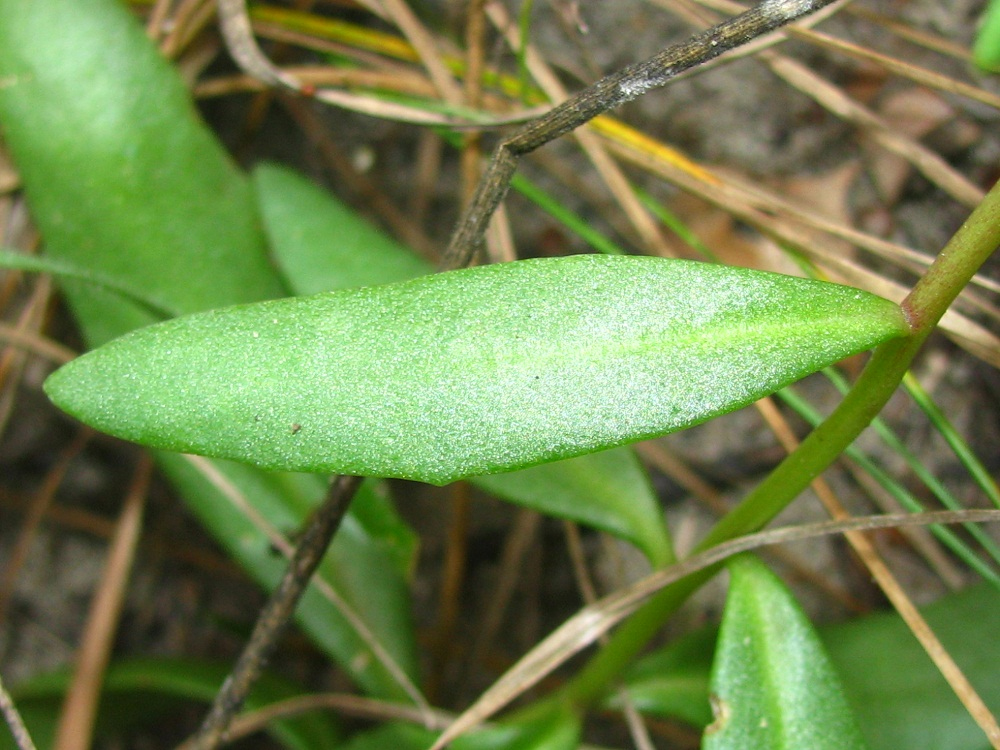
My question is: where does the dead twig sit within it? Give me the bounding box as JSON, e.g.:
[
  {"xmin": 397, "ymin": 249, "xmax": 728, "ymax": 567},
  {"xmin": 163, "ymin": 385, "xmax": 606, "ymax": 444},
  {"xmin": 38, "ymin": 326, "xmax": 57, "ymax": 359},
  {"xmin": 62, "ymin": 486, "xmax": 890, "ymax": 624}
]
[
  {"xmin": 440, "ymin": 0, "xmax": 843, "ymax": 269},
  {"xmin": 185, "ymin": 474, "xmax": 363, "ymax": 750}
]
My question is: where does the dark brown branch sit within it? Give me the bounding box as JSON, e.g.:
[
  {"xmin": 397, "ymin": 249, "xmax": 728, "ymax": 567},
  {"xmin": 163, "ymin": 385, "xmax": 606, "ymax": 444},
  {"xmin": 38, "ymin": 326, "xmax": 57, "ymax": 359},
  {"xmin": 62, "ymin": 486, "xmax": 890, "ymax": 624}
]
[
  {"xmin": 184, "ymin": 474, "xmax": 364, "ymax": 750},
  {"xmin": 439, "ymin": 0, "xmax": 841, "ymax": 270}
]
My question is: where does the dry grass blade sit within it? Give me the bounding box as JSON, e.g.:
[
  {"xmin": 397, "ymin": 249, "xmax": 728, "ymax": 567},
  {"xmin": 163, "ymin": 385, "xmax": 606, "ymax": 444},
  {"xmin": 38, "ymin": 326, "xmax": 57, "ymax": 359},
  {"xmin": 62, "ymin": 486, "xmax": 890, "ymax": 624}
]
[
  {"xmin": 53, "ymin": 455, "xmax": 150, "ymax": 750},
  {"xmin": 0, "ymin": 322, "xmax": 75, "ymax": 364},
  {"xmin": 0, "ymin": 431, "xmax": 89, "ymax": 623},
  {"xmin": 0, "ymin": 670, "xmax": 37, "ymax": 750},
  {"xmin": 788, "ymin": 27, "xmax": 1000, "ymax": 111},
  {"xmin": 430, "ymin": 509, "xmax": 1000, "ymax": 749},
  {"xmin": 762, "ymin": 52, "xmax": 983, "ymax": 208},
  {"xmin": 216, "ymin": 0, "xmax": 305, "ymax": 91}
]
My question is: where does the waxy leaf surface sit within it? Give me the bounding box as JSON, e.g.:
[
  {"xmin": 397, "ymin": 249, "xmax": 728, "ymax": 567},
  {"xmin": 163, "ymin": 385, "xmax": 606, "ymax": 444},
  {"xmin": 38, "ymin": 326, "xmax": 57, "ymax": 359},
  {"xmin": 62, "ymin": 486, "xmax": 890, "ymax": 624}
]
[
  {"xmin": 253, "ymin": 165, "xmax": 672, "ymax": 561},
  {"xmin": 45, "ymin": 255, "xmax": 908, "ymax": 485},
  {"xmin": 704, "ymin": 556, "xmax": 868, "ymax": 749}
]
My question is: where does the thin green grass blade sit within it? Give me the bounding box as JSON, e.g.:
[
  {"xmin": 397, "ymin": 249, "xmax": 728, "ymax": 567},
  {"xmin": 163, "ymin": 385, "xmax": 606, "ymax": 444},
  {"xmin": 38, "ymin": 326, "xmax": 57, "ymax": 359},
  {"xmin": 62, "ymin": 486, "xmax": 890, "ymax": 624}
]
[
  {"xmin": 510, "ymin": 173, "xmax": 629, "ymax": 255},
  {"xmin": 0, "ymin": 248, "xmax": 179, "ymax": 319},
  {"xmin": 903, "ymin": 371, "xmax": 1000, "ymax": 510},
  {"xmin": 818, "ymin": 367, "xmax": 1000, "ymax": 573},
  {"xmin": 777, "ymin": 384, "xmax": 1000, "ymax": 586}
]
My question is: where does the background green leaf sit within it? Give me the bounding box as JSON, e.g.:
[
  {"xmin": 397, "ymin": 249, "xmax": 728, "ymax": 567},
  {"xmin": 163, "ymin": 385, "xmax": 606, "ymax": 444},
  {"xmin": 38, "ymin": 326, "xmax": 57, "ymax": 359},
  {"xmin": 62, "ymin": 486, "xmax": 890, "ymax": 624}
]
[
  {"xmin": 45, "ymin": 255, "xmax": 909, "ymax": 485},
  {"xmin": 610, "ymin": 627, "xmax": 716, "ymax": 727},
  {"xmin": 823, "ymin": 582, "xmax": 1000, "ymax": 750},
  {"xmin": 0, "ymin": 0, "xmax": 285, "ymax": 346},
  {"xmin": 473, "ymin": 447, "xmax": 672, "ymax": 566},
  {"xmin": 254, "ymin": 163, "xmax": 432, "ymax": 293},
  {"xmin": 704, "ymin": 555, "xmax": 869, "ymax": 750}
]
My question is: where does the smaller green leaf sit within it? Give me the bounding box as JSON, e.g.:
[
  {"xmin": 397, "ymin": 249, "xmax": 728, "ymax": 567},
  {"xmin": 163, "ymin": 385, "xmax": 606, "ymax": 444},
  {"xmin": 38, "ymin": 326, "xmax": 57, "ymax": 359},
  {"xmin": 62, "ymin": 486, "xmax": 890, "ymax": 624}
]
[
  {"xmin": 45, "ymin": 255, "xmax": 908, "ymax": 485},
  {"xmin": 253, "ymin": 163, "xmax": 431, "ymax": 294},
  {"xmin": 473, "ymin": 447, "xmax": 672, "ymax": 566},
  {"xmin": 704, "ymin": 555, "xmax": 868, "ymax": 750}
]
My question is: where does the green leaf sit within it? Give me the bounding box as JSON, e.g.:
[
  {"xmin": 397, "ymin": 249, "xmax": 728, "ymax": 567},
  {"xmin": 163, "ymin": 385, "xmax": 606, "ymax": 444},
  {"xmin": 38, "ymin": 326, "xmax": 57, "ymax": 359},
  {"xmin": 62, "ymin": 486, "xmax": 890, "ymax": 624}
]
[
  {"xmin": 255, "ymin": 165, "xmax": 671, "ymax": 561},
  {"xmin": 473, "ymin": 446, "xmax": 672, "ymax": 566},
  {"xmin": 610, "ymin": 583, "xmax": 1000, "ymax": 749},
  {"xmin": 704, "ymin": 555, "xmax": 868, "ymax": 750},
  {"xmin": 46, "ymin": 255, "xmax": 908, "ymax": 485},
  {"xmin": 0, "ymin": 0, "xmax": 422, "ymax": 701},
  {"xmin": 975, "ymin": 0, "xmax": 1000, "ymax": 72},
  {"xmin": 0, "ymin": 0, "xmax": 285, "ymax": 346},
  {"xmin": 5, "ymin": 658, "xmax": 340, "ymax": 750},
  {"xmin": 254, "ymin": 163, "xmax": 432, "ymax": 293},
  {"xmin": 823, "ymin": 582, "xmax": 1000, "ymax": 750}
]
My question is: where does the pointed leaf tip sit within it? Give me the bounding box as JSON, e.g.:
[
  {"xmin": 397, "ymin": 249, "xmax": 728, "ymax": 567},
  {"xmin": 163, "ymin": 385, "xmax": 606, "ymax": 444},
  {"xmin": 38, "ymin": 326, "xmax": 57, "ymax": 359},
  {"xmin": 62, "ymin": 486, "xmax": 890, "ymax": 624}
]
[{"xmin": 44, "ymin": 255, "xmax": 907, "ymax": 484}]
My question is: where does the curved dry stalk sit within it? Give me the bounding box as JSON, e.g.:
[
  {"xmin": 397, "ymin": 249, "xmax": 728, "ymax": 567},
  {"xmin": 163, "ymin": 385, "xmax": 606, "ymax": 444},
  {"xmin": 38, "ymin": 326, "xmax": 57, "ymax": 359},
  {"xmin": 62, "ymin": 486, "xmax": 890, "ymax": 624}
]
[
  {"xmin": 216, "ymin": 0, "xmax": 306, "ymax": 91},
  {"xmin": 180, "ymin": 694, "xmax": 457, "ymax": 749},
  {"xmin": 430, "ymin": 509, "xmax": 1000, "ymax": 749}
]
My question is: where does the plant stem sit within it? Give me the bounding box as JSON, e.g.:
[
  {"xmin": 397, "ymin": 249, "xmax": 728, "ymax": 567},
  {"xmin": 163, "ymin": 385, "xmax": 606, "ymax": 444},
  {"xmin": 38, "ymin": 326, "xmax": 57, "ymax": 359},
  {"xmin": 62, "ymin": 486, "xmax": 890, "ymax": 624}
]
[{"xmin": 564, "ymin": 177, "xmax": 1000, "ymax": 707}]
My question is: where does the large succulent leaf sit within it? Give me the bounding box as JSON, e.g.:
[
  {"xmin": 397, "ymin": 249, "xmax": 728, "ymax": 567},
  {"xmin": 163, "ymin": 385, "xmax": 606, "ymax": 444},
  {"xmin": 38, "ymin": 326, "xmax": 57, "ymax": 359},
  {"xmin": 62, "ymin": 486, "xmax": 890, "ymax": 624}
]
[
  {"xmin": 704, "ymin": 555, "xmax": 868, "ymax": 749},
  {"xmin": 46, "ymin": 255, "xmax": 908, "ymax": 485},
  {"xmin": 254, "ymin": 165, "xmax": 672, "ymax": 562}
]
